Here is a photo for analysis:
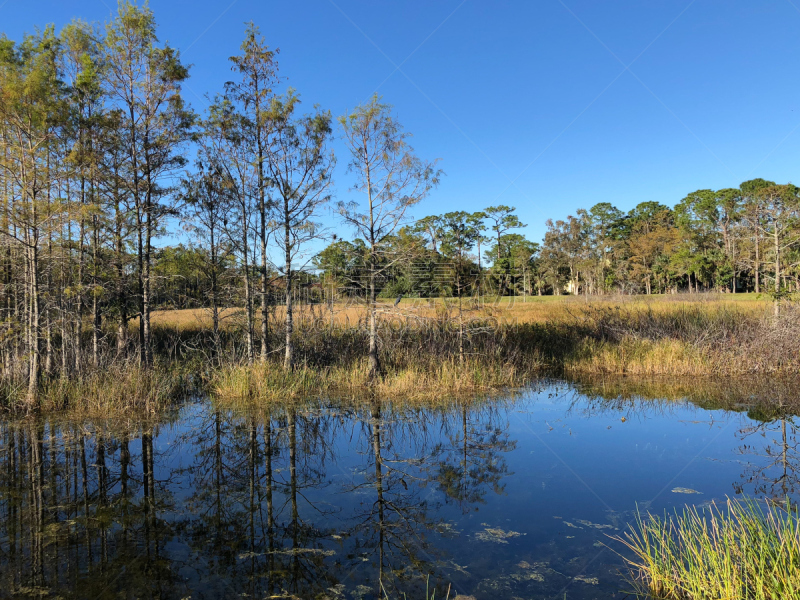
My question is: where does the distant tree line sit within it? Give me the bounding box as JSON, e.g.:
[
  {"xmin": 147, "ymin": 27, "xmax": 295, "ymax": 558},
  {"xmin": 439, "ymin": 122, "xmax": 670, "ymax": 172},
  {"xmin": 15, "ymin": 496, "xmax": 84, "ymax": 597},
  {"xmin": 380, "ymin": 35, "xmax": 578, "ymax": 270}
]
[
  {"xmin": 314, "ymin": 178, "xmax": 800, "ymax": 301},
  {"xmin": 534, "ymin": 181, "xmax": 800, "ymax": 297}
]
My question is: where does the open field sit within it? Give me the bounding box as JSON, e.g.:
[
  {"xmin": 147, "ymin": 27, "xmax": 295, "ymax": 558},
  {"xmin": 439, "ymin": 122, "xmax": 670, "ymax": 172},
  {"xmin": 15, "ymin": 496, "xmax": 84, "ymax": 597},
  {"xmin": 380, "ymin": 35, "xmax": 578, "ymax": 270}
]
[
  {"xmin": 146, "ymin": 292, "xmax": 774, "ymax": 330},
  {"xmin": 140, "ymin": 292, "xmax": 800, "ymax": 406}
]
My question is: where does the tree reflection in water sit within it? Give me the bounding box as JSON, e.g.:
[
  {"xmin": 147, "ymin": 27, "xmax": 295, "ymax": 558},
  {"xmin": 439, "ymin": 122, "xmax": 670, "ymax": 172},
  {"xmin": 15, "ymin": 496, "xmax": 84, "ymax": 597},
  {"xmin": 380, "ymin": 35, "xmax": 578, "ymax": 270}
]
[
  {"xmin": 4, "ymin": 388, "xmax": 795, "ymax": 599},
  {"xmin": 0, "ymin": 399, "xmax": 516, "ymax": 598},
  {"xmin": 736, "ymin": 412, "xmax": 800, "ymax": 506}
]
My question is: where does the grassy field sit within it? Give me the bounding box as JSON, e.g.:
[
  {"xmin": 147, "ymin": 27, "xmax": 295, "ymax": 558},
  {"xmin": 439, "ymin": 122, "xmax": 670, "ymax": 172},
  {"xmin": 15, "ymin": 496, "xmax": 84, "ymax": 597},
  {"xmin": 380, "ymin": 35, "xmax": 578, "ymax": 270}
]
[
  {"xmin": 6, "ymin": 292, "xmax": 794, "ymax": 413},
  {"xmin": 148, "ymin": 292, "xmax": 773, "ymax": 329},
  {"xmin": 145, "ymin": 292, "xmax": 800, "ymax": 404}
]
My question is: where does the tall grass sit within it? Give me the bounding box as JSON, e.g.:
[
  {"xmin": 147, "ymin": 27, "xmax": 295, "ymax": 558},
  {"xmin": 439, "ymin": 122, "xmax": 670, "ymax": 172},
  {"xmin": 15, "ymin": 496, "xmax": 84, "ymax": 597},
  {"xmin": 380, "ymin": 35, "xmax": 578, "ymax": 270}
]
[
  {"xmin": 213, "ymin": 356, "xmax": 533, "ymax": 404},
  {"xmin": 1, "ymin": 364, "xmax": 185, "ymax": 417},
  {"xmin": 615, "ymin": 497, "xmax": 800, "ymax": 600},
  {"xmin": 9, "ymin": 294, "xmax": 800, "ymax": 415}
]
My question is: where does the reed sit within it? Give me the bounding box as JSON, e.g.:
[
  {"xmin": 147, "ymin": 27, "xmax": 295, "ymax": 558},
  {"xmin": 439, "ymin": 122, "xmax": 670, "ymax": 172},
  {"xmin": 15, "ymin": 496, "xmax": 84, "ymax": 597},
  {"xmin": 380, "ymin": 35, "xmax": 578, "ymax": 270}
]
[
  {"xmin": 212, "ymin": 356, "xmax": 533, "ymax": 405},
  {"xmin": 614, "ymin": 497, "xmax": 800, "ymax": 600},
  {"xmin": 7, "ymin": 293, "xmax": 800, "ymax": 415},
  {"xmin": 1, "ymin": 364, "xmax": 185, "ymax": 417}
]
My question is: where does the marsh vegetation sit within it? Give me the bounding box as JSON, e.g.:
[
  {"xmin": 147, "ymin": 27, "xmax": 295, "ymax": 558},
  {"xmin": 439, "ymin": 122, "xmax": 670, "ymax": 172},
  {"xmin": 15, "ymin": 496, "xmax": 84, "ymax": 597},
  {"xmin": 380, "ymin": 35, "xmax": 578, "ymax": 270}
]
[
  {"xmin": 617, "ymin": 498, "xmax": 800, "ymax": 600},
  {"xmin": 3, "ymin": 5, "xmax": 800, "ymax": 598}
]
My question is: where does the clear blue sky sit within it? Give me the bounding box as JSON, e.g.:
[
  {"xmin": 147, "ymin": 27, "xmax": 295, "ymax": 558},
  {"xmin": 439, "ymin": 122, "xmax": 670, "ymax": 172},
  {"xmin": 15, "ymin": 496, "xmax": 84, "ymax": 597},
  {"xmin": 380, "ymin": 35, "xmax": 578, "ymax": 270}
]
[{"xmin": 3, "ymin": 0, "xmax": 800, "ymax": 244}]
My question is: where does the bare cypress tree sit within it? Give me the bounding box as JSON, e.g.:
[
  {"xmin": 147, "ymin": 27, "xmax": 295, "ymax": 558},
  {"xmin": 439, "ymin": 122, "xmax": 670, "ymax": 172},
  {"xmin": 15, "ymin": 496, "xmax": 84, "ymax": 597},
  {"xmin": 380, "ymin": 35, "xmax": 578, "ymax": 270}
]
[
  {"xmin": 180, "ymin": 159, "xmax": 233, "ymax": 356},
  {"xmin": 203, "ymin": 99, "xmax": 258, "ymax": 364},
  {"xmin": 97, "ymin": 109, "xmax": 133, "ymax": 356},
  {"xmin": 337, "ymin": 95, "xmax": 440, "ymax": 379},
  {"xmin": 61, "ymin": 20, "xmax": 106, "ymax": 372},
  {"xmin": 262, "ymin": 91, "xmax": 333, "ymax": 370}
]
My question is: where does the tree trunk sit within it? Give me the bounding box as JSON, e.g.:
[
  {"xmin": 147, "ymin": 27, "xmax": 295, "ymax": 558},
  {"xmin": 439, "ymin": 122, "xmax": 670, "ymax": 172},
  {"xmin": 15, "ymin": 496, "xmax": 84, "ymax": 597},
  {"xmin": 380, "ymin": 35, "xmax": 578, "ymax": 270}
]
[
  {"xmin": 283, "ymin": 212, "xmax": 293, "ymax": 371},
  {"xmin": 754, "ymin": 228, "xmax": 761, "ymax": 294},
  {"xmin": 115, "ymin": 194, "xmax": 127, "ymax": 356},
  {"xmin": 241, "ymin": 195, "xmax": 254, "ymax": 365},
  {"xmin": 210, "ymin": 226, "xmax": 220, "ymax": 344},
  {"xmin": 92, "ymin": 214, "xmax": 100, "ymax": 367},
  {"xmin": 774, "ymin": 225, "xmax": 781, "ymax": 317},
  {"xmin": 27, "ymin": 243, "xmax": 39, "ymax": 406},
  {"xmin": 258, "ymin": 125, "xmax": 270, "ymax": 363},
  {"xmin": 142, "ymin": 193, "xmax": 153, "ymax": 367},
  {"xmin": 368, "ymin": 265, "xmax": 380, "ymax": 378}
]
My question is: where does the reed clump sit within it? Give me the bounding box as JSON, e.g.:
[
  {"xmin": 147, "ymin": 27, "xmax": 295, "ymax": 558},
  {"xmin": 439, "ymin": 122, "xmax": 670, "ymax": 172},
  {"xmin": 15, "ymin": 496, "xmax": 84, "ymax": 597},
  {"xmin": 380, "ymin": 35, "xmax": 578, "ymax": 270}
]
[
  {"xmin": 2, "ymin": 365, "xmax": 185, "ymax": 417},
  {"xmin": 213, "ymin": 356, "xmax": 534, "ymax": 404},
  {"xmin": 615, "ymin": 497, "xmax": 800, "ymax": 600},
  {"xmin": 561, "ymin": 302, "xmax": 800, "ymax": 375}
]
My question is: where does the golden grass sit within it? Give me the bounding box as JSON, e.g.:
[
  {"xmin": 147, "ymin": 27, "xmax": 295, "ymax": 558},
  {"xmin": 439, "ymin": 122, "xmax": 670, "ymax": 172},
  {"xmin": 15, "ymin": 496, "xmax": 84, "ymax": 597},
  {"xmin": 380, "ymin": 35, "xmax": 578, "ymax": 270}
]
[
  {"xmin": 10, "ymin": 293, "xmax": 777, "ymax": 417},
  {"xmin": 2, "ymin": 366, "xmax": 186, "ymax": 418},
  {"xmin": 565, "ymin": 338, "xmax": 712, "ymax": 376},
  {"xmin": 148, "ymin": 293, "xmax": 773, "ymax": 331},
  {"xmin": 212, "ymin": 357, "xmax": 536, "ymax": 407},
  {"xmin": 149, "ymin": 293, "xmax": 792, "ymax": 383}
]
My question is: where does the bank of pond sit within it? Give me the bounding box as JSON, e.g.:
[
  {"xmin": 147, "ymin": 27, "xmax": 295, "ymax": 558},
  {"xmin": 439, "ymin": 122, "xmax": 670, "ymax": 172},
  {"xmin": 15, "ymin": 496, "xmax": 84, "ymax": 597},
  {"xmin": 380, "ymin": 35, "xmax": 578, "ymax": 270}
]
[{"xmin": 0, "ymin": 377, "xmax": 798, "ymax": 599}]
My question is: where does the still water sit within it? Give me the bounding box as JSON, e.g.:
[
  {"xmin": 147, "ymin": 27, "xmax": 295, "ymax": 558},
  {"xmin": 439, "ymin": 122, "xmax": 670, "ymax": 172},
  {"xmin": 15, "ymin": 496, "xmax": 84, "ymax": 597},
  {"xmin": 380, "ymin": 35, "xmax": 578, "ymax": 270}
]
[{"xmin": 0, "ymin": 380, "xmax": 797, "ymax": 599}]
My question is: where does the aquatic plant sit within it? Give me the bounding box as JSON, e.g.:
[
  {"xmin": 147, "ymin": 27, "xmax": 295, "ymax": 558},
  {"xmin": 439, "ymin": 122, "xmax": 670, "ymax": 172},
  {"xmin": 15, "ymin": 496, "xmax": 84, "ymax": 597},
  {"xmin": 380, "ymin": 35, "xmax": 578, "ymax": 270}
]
[
  {"xmin": 381, "ymin": 578, "xmax": 451, "ymax": 599},
  {"xmin": 614, "ymin": 497, "xmax": 800, "ymax": 599}
]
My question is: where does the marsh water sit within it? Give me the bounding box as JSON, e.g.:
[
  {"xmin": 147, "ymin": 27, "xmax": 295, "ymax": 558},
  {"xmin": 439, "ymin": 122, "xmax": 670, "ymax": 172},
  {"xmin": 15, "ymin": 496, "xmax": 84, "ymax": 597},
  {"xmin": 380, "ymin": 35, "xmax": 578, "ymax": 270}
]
[{"xmin": 1, "ymin": 380, "xmax": 798, "ymax": 600}]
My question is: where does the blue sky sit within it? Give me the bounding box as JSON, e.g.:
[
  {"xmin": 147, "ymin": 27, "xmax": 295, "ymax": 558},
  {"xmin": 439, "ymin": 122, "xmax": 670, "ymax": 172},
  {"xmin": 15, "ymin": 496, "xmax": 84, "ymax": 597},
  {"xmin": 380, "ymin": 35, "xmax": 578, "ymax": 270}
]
[{"xmin": 3, "ymin": 0, "xmax": 800, "ymax": 245}]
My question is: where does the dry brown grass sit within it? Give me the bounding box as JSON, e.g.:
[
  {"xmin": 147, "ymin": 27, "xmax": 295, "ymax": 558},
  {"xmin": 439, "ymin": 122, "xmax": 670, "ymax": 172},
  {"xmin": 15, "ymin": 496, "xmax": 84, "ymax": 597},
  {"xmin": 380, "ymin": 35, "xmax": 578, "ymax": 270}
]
[
  {"xmin": 147, "ymin": 292, "xmax": 773, "ymax": 331},
  {"xmin": 148, "ymin": 293, "xmax": 796, "ymax": 383},
  {"xmin": 13, "ymin": 293, "xmax": 784, "ymax": 416}
]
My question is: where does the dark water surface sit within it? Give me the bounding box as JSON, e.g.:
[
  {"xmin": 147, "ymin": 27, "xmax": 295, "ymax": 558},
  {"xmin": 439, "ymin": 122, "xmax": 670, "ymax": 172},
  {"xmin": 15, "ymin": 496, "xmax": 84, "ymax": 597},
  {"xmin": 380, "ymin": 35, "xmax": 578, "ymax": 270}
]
[{"xmin": 1, "ymin": 381, "xmax": 798, "ymax": 599}]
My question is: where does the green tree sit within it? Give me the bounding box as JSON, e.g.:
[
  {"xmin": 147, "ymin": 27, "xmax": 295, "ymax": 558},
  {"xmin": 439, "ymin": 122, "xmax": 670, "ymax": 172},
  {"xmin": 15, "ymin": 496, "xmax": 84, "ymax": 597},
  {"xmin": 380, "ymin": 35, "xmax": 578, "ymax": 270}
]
[
  {"xmin": 102, "ymin": 1, "xmax": 194, "ymax": 367},
  {"xmin": 483, "ymin": 205, "xmax": 525, "ymax": 295},
  {"xmin": 0, "ymin": 26, "xmax": 66, "ymax": 403}
]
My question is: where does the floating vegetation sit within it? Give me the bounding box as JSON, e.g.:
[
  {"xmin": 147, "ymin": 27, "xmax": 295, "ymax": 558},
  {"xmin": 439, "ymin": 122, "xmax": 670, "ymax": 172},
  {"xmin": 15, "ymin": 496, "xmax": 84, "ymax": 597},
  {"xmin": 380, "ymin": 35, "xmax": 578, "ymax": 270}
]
[
  {"xmin": 515, "ymin": 561, "xmax": 559, "ymax": 579},
  {"xmin": 475, "ymin": 525, "xmax": 525, "ymax": 544},
  {"xmin": 575, "ymin": 518, "xmax": 617, "ymax": 530},
  {"xmin": 671, "ymin": 487, "xmax": 702, "ymax": 494},
  {"xmin": 238, "ymin": 547, "xmax": 337, "ymax": 558}
]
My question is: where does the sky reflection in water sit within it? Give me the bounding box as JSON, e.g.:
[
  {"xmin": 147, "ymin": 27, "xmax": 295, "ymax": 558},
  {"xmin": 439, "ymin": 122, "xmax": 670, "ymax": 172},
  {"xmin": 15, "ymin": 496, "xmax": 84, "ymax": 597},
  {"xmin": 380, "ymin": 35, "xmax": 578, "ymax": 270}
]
[{"xmin": 0, "ymin": 381, "xmax": 797, "ymax": 599}]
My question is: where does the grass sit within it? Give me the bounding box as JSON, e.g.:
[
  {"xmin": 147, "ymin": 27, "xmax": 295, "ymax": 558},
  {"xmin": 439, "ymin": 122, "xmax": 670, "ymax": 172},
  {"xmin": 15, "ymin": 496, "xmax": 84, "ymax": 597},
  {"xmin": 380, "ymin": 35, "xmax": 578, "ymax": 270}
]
[
  {"xmin": 2, "ymin": 364, "xmax": 186, "ymax": 417},
  {"xmin": 212, "ymin": 355, "xmax": 536, "ymax": 405},
  {"xmin": 6, "ymin": 292, "xmax": 800, "ymax": 415},
  {"xmin": 614, "ymin": 497, "xmax": 800, "ymax": 600},
  {"xmin": 147, "ymin": 292, "xmax": 772, "ymax": 330},
  {"xmin": 206, "ymin": 294, "xmax": 800, "ymax": 405}
]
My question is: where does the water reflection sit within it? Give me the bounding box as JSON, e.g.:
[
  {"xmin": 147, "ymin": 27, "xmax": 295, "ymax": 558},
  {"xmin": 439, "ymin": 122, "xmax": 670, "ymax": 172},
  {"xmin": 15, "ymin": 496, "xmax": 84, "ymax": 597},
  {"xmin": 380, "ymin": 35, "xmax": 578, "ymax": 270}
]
[
  {"xmin": 1, "ymin": 382, "xmax": 799, "ymax": 599},
  {"xmin": 736, "ymin": 416, "xmax": 800, "ymax": 503}
]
